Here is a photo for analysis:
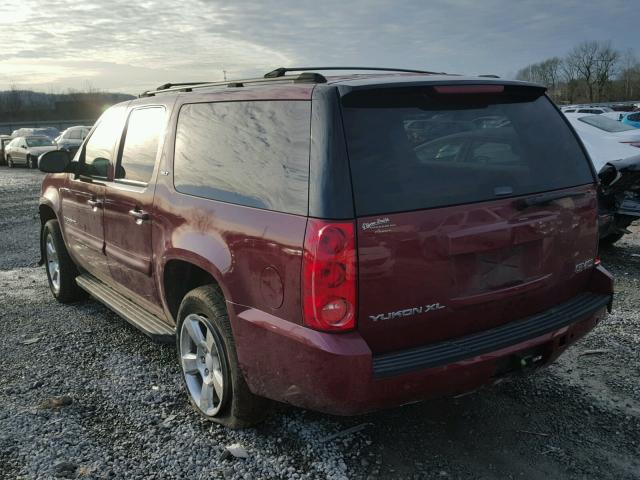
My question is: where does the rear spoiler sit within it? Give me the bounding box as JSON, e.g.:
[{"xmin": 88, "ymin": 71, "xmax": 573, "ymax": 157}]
[{"xmin": 336, "ymin": 79, "xmax": 547, "ymax": 98}]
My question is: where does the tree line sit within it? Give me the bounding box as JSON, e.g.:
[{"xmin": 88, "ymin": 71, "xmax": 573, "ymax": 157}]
[
  {"xmin": 0, "ymin": 86, "xmax": 134, "ymax": 122},
  {"xmin": 515, "ymin": 41, "xmax": 639, "ymax": 104}
]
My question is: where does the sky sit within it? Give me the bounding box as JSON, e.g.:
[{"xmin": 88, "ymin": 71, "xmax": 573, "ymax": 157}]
[{"xmin": 0, "ymin": 0, "xmax": 637, "ymax": 95}]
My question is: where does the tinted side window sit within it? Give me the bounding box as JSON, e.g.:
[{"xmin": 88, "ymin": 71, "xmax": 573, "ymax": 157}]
[
  {"xmin": 82, "ymin": 107, "xmax": 126, "ymax": 178},
  {"xmin": 174, "ymin": 101, "xmax": 310, "ymax": 215},
  {"xmin": 68, "ymin": 129, "xmax": 81, "ymax": 140},
  {"xmin": 117, "ymin": 107, "xmax": 165, "ymax": 183}
]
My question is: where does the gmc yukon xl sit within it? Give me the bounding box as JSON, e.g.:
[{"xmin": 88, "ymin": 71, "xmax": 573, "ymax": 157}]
[{"xmin": 38, "ymin": 67, "xmax": 614, "ymax": 427}]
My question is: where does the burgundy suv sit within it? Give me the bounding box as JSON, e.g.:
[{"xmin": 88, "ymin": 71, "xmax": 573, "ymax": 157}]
[{"xmin": 38, "ymin": 67, "xmax": 614, "ymax": 427}]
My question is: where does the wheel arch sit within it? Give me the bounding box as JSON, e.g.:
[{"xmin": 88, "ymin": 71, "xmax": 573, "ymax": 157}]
[
  {"xmin": 161, "ymin": 253, "xmax": 230, "ymax": 323},
  {"xmin": 38, "ymin": 202, "xmax": 59, "ymax": 266}
]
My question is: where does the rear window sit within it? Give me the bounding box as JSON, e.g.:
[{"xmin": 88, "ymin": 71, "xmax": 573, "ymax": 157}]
[
  {"xmin": 341, "ymin": 86, "xmax": 594, "ymax": 216},
  {"xmin": 174, "ymin": 101, "xmax": 310, "ymax": 215},
  {"xmin": 579, "ymin": 114, "xmax": 636, "ymax": 132}
]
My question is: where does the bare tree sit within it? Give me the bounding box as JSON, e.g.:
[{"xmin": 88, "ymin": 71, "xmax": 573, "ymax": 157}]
[
  {"xmin": 565, "ymin": 41, "xmax": 600, "ymax": 102},
  {"xmin": 594, "ymin": 41, "xmax": 620, "ymax": 100},
  {"xmin": 516, "ymin": 57, "xmax": 563, "ymax": 99},
  {"xmin": 515, "ymin": 41, "xmax": 635, "ymax": 103},
  {"xmin": 619, "ymin": 49, "xmax": 640, "ymax": 99},
  {"xmin": 564, "ymin": 41, "xmax": 620, "ymax": 102}
]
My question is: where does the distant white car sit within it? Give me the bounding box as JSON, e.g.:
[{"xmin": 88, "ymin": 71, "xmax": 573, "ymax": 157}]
[
  {"xmin": 55, "ymin": 126, "xmax": 92, "ymax": 152},
  {"xmin": 564, "ymin": 113, "xmax": 640, "ymax": 170},
  {"xmin": 561, "ymin": 105, "xmax": 614, "ymax": 114}
]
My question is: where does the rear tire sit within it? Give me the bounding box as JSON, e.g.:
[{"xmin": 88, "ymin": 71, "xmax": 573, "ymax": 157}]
[
  {"xmin": 600, "ymin": 232, "xmax": 624, "ymax": 247},
  {"xmin": 42, "ymin": 219, "xmax": 84, "ymax": 303},
  {"xmin": 176, "ymin": 285, "xmax": 270, "ymax": 428},
  {"xmin": 7, "ymin": 155, "xmax": 14, "ymax": 168},
  {"xmin": 27, "ymin": 155, "xmax": 36, "ymax": 169}
]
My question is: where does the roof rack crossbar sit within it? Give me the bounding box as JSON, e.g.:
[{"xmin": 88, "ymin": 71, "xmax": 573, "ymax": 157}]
[
  {"xmin": 264, "ymin": 66, "xmax": 444, "ymax": 78},
  {"xmin": 139, "ymin": 73, "xmax": 325, "ymax": 97}
]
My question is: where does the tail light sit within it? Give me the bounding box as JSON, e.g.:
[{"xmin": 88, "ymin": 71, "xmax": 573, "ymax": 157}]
[
  {"xmin": 302, "ymin": 219, "xmax": 357, "ymax": 332},
  {"xmin": 620, "ymin": 141, "xmax": 640, "ymax": 148}
]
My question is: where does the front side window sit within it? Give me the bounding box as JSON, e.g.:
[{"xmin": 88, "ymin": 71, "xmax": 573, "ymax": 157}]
[
  {"xmin": 117, "ymin": 107, "xmax": 165, "ymax": 183},
  {"xmin": 174, "ymin": 100, "xmax": 310, "ymax": 215},
  {"xmin": 81, "ymin": 106, "xmax": 126, "ymax": 178}
]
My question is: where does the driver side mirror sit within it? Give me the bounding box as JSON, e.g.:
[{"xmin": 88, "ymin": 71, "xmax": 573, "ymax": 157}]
[{"xmin": 39, "ymin": 150, "xmax": 73, "ymax": 173}]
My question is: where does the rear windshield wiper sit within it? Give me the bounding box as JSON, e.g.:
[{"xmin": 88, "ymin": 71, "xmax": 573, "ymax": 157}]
[{"xmin": 516, "ymin": 191, "xmax": 586, "ymax": 210}]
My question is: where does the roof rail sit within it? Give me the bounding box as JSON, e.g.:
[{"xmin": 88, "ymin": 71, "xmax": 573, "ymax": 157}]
[
  {"xmin": 139, "ymin": 72, "xmax": 327, "ymax": 97},
  {"xmin": 264, "ymin": 66, "xmax": 444, "ymax": 78}
]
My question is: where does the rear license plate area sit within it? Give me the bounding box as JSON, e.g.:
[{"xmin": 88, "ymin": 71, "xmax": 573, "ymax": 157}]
[{"xmin": 494, "ymin": 345, "xmax": 547, "ymax": 378}]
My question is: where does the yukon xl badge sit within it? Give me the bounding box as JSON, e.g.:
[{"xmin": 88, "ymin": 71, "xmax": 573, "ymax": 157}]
[{"xmin": 369, "ymin": 303, "xmax": 446, "ymax": 322}]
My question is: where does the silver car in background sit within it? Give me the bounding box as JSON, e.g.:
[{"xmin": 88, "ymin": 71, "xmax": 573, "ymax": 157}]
[{"xmin": 5, "ymin": 136, "xmax": 58, "ymax": 169}]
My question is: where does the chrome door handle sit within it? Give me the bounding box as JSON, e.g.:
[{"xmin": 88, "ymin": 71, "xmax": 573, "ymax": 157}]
[
  {"xmin": 129, "ymin": 209, "xmax": 150, "ymax": 223},
  {"xmin": 87, "ymin": 199, "xmax": 102, "ymax": 209}
]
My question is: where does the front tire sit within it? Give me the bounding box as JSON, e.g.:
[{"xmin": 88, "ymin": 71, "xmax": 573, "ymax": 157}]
[
  {"xmin": 176, "ymin": 285, "xmax": 269, "ymax": 428},
  {"xmin": 27, "ymin": 155, "xmax": 36, "ymax": 169},
  {"xmin": 7, "ymin": 155, "xmax": 14, "ymax": 168},
  {"xmin": 42, "ymin": 219, "xmax": 84, "ymax": 303}
]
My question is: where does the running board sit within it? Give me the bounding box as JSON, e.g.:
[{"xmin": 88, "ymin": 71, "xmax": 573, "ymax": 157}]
[{"xmin": 76, "ymin": 274, "xmax": 175, "ymax": 343}]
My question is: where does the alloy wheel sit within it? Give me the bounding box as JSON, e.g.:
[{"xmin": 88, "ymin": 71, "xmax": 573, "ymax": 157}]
[
  {"xmin": 45, "ymin": 233, "xmax": 60, "ymax": 294},
  {"xmin": 179, "ymin": 313, "xmax": 226, "ymax": 416}
]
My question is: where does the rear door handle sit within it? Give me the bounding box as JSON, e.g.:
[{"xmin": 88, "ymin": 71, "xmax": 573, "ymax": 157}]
[
  {"xmin": 129, "ymin": 209, "xmax": 150, "ymax": 223},
  {"xmin": 87, "ymin": 199, "xmax": 102, "ymax": 209}
]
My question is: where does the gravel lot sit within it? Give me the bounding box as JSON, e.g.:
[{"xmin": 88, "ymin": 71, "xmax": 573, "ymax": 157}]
[{"xmin": 1, "ymin": 167, "xmax": 639, "ymax": 480}]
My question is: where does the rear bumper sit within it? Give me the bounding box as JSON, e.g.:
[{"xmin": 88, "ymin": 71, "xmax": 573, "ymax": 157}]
[{"xmin": 231, "ymin": 266, "xmax": 613, "ymax": 416}]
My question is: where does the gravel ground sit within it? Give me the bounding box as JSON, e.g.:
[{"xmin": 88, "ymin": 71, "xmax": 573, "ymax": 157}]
[{"xmin": 0, "ymin": 167, "xmax": 639, "ymax": 480}]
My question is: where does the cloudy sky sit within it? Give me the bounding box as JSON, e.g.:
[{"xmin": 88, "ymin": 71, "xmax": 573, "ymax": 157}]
[{"xmin": 0, "ymin": 0, "xmax": 637, "ymax": 94}]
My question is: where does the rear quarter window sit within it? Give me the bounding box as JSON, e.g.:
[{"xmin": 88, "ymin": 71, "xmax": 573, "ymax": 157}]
[
  {"xmin": 173, "ymin": 101, "xmax": 310, "ymax": 215},
  {"xmin": 341, "ymin": 87, "xmax": 594, "ymax": 216}
]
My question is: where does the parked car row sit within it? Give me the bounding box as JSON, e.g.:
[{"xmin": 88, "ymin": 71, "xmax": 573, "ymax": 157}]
[
  {"xmin": 0, "ymin": 124, "xmax": 93, "ymax": 166},
  {"xmin": 561, "ymin": 105, "xmax": 614, "ymax": 115}
]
